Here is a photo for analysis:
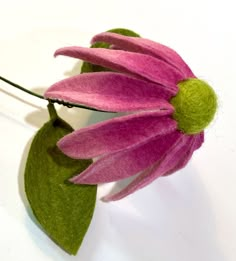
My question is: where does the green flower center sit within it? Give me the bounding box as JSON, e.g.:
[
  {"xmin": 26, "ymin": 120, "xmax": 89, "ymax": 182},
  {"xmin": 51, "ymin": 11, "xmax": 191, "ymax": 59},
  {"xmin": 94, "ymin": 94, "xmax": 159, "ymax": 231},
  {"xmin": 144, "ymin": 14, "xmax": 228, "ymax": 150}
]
[{"xmin": 170, "ymin": 78, "xmax": 217, "ymax": 134}]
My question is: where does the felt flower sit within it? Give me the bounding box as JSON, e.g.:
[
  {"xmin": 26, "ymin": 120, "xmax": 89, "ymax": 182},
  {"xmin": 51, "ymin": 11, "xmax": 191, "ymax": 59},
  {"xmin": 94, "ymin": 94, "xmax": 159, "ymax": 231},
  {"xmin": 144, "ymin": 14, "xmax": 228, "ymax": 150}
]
[{"xmin": 45, "ymin": 32, "xmax": 217, "ymax": 201}]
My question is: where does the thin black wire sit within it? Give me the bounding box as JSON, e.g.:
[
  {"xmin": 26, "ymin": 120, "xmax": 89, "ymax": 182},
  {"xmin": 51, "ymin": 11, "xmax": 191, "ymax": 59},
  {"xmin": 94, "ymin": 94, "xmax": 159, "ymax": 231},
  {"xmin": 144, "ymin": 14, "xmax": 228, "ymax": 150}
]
[{"xmin": 0, "ymin": 76, "xmax": 109, "ymax": 112}]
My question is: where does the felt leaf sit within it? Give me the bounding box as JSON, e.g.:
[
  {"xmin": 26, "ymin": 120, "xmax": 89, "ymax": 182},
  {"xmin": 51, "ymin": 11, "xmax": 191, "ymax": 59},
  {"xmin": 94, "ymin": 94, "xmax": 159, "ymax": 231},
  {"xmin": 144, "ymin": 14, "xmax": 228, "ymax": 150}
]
[
  {"xmin": 81, "ymin": 28, "xmax": 140, "ymax": 73},
  {"xmin": 24, "ymin": 103, "xmax": 97, "ymax": 255}
]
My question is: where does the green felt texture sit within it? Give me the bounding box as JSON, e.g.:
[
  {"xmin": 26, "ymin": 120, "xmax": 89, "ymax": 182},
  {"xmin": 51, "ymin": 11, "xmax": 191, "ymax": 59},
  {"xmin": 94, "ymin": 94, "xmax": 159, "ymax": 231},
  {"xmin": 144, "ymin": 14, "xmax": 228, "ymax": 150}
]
[
  {"xmin": 171, "ymin": 78, "xmax": 217, "ymax": 134},
  {"xmin": 24, "ymin": 103, "xmax": 97, "ymax": 255},
  {"xmin": 81, "ymin": 28, "xmax": 140, "ymax": 73}
]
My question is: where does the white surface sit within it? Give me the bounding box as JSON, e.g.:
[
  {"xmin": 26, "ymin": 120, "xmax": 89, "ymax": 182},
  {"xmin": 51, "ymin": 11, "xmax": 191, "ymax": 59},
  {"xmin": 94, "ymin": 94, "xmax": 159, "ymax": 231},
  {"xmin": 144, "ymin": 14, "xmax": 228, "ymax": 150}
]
[{"xmin": 0, "ymin": 0, "xmax": 235, "ymax": 260}]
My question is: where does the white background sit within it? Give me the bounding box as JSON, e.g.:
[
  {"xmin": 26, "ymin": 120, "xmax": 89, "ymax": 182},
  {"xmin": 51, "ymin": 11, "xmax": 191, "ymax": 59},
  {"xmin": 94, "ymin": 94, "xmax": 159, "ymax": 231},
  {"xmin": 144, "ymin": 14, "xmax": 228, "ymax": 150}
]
[{"xmin": 0, "ymin": 0, "xmax": 235, "ymax": 260}]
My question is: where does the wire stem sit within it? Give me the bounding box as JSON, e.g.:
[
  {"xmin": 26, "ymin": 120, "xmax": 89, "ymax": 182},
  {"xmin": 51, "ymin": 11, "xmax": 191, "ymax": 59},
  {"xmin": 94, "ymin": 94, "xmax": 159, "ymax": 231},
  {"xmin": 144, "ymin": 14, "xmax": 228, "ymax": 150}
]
[
  {"xmin": 0, "ymin": 76, "xmax": 44, "ymax": 99},
  {"xmin": 0, "ymin": 75, "xmax": 108, "ymax": 112}
]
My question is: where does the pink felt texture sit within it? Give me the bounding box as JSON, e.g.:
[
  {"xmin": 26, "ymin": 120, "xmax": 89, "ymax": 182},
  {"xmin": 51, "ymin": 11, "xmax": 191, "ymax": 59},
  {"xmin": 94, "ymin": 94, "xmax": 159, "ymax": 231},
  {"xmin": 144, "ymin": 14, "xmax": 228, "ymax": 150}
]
[
  {"xmin": 45, "ymin": 32, "xmax": 205, "ymax": 200},
  {"xmin": 70, "ymin": 131, "xmax": 182, "ymax": 184},
  {"xmin": 45, "ymin": 72, "xmax": 177, "ymax": 112},
  {"xmin": 102, "ymin": 133, "xmax": 193, "ymax": 201},
  {"xmin": 91, "ymin": 32, "xmax": 195, "ymax": 78},
  {"xmin": 163, "ymin": 133, "xmax": 202, "ymax": 176},
  {"xmin": 54, "ymin": 47, "xmax": 184, "ymax": 88},
  {"xmin": 58, "ymin": 114, "xmax": 177, "ymax": 159}
]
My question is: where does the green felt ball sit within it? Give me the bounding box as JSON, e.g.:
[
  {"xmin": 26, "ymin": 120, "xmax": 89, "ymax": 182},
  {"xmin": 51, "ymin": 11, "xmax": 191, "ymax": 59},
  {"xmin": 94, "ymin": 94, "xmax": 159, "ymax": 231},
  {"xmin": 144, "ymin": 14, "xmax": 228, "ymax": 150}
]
[{"xmin": 171, "ymin": 78, "xmax": 217, "ymax": 134}]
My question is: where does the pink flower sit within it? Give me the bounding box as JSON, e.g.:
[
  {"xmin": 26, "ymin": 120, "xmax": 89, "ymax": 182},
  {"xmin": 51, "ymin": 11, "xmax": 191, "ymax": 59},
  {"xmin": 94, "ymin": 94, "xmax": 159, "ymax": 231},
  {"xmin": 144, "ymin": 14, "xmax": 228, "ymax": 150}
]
[{"xmin": 45, "ymin": 32, "xmax": 217, "ymax": 201}]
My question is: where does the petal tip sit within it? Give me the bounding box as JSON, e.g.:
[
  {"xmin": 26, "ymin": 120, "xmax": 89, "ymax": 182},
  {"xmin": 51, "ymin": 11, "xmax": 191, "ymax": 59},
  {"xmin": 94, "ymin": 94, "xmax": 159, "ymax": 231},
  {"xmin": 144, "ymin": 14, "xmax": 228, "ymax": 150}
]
[
  {"xmin": 54, "ymin": 47, "xmax": 69, "ymax": 57},
  {"xmin": 69, "ymin": 176, "xmax": 82, "ymax": 184},
  {"xmin": 54, "ymin": 49, "xmax": 60, "ymax": 57},
  {"xmin": 91, "ymin": 32, "xmax": 106, "ymax": 44},
  {"xmin": 68, "ymin": 176, "xmax": 77, "ymax": 183},
  {"xmin": 56, "ymin": 138, "xmax": 63, "ymax": 150},
  {"xmin": 56, "ymin": 138, "xmax": 71, "ymax": 157},
  {"xmin": 101, "ymin": 196, "xmax": 110, "ymax": 202},
  {"xmin": 69, "ymin": 175, "xmax": 95, "ymax": 185}
]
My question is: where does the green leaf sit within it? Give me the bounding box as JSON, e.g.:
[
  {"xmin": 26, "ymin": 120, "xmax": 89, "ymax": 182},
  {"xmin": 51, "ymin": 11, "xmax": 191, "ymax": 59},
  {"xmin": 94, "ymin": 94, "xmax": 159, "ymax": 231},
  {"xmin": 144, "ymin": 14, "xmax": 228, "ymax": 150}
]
[
  {"xmin": 24, "ymin": 103, "xmax": 97, "ymax": 255},
  {"xmin": 81, "ymin": 28, "xmax": 140, "ymax": 73}
]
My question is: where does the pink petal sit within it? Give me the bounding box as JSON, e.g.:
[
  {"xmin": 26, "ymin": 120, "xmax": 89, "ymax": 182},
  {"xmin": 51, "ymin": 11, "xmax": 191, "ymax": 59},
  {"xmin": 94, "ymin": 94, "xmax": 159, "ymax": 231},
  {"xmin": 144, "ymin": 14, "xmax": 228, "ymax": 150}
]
[
  {"xmin": 55, "ymin": 46, "xmax": 184, "ymax": 88},
  {"xmin": 163, "ymin": 134, "xmax": 197, "ymax": 176},
  {"xmin": 103, "ymin": 132, "xmax": 192, "ymax": 201},
  {"xmin": 92, "ymin": 32, "xmax": 195, "ymax": 78},
  {"xmin": 165, "ymin": 132, "xmax": 204, "ymax": 175},
  {"xmin": 195, "ymin": 132, "xmax": 204, "ymax": 150},
  {"xmin": 58, "ymin": 114, "xmax": 177, "ymax": 159},
  {"xmin": 70, "ymin": 131, "xmax": 182, "ymax": 184},
  {"xmin": 45, "ymin": 72, "xmax": 177, "ymax": 112}
]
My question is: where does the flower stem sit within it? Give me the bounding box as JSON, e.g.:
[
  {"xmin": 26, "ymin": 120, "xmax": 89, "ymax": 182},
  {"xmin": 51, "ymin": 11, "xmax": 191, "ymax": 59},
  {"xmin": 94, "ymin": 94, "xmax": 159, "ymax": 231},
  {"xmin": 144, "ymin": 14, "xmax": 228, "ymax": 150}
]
[
  {"xmin": 0, "ymin": 75, "xmax": 108, "ymax": 112},
  {"xmin": 47, "ymin": 102, "xmax": 58, "ymax": 120}
]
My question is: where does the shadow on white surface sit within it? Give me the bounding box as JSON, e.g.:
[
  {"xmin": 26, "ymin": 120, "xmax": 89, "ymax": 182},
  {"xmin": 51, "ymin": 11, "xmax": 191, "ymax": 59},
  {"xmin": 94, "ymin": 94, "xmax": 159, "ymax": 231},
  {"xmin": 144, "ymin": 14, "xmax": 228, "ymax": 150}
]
[
  {"xmin": 0, "ymin": 88, "xmax": 42, "ymax": 110},
  {"xmin": 100, "ymin": 167, "xmax": 226, "ymax": 261}
]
